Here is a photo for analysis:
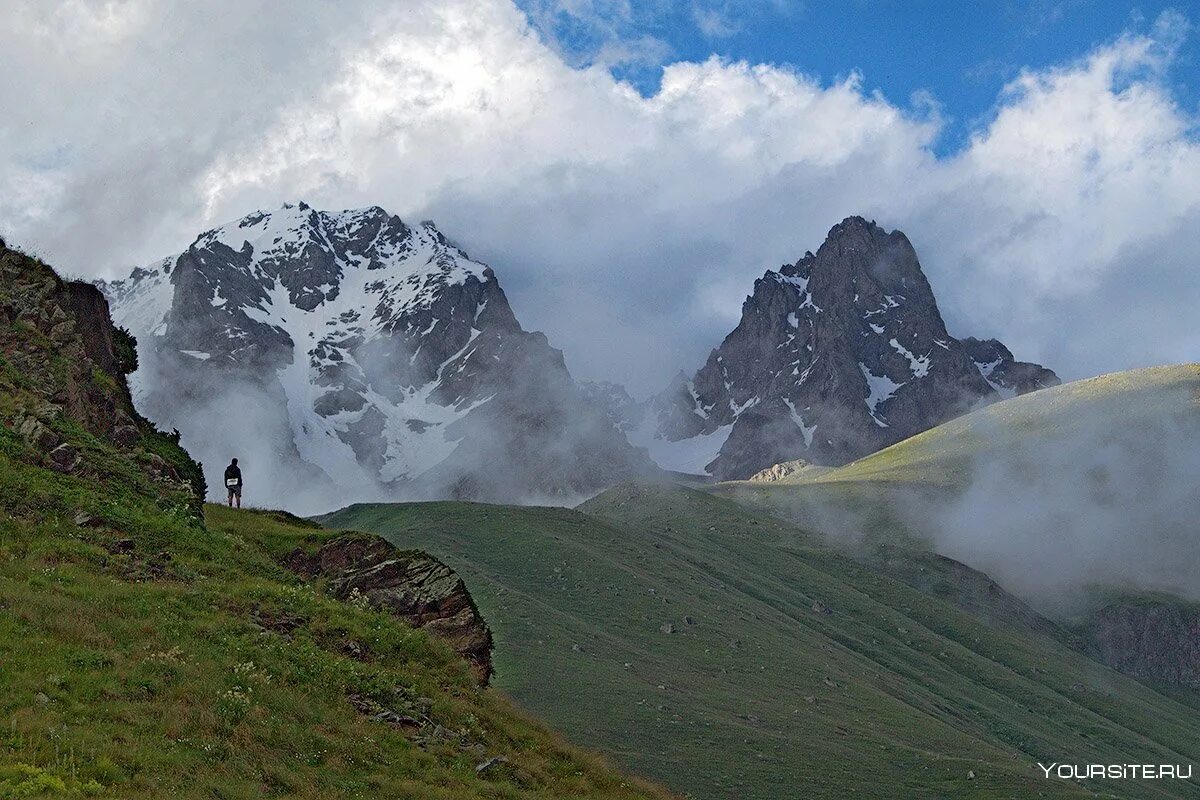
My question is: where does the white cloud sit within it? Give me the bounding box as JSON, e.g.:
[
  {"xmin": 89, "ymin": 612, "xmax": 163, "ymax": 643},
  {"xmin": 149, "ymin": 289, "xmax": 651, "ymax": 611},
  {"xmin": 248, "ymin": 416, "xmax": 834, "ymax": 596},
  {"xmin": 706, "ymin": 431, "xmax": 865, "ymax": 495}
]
[
  {"xmin": 691, "ymin": 3, "xmax": 739, "ymax": 39},
  {"xmin": 0, "ymin": 0, "xmax": 1196, "ymax": 395}
]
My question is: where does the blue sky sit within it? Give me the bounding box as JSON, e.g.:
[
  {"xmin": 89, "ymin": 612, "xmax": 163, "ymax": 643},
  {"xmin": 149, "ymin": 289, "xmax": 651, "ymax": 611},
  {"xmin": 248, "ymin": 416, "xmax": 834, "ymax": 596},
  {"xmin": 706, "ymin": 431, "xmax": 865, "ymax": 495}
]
[{"xmin": 517, "ymin": 0, "xmax": 1198, "ymax": 154}]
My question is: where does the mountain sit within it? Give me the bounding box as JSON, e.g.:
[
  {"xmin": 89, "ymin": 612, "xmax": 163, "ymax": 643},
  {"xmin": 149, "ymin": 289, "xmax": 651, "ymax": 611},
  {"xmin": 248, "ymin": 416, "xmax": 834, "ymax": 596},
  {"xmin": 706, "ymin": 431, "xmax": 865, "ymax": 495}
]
[
  {"xmin": 100, "ymin": 203, "xmax": 652, "ymax": 510},
  {"xmin": 579, "ymin": 380, "xmax": 642, "ymax": 433},
  {"xmin": 321, "ymin": 485, "xmax": 1200, "ymax": 800},
  {"xmin": 0, "ymin": 239, "xmax": 670, "ymax": 799},
  {"xmin": 645, "ymin": 216, "xmax": 1058, "ymax": 480}
]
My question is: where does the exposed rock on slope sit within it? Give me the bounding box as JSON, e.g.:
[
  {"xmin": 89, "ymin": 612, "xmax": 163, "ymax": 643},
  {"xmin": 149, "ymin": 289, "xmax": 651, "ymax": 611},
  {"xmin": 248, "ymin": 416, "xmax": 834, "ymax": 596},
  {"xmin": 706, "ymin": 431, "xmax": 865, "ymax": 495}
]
[
  {"xmin": 284, "ymin": 533, "xmax": 494, "ymax": 684},
  {"xmin": 0, "ymin": 240, "xmax": 204, "ymax": 509},
  {"xmin": 100, "ymin": 203, "xmax": 652, "ymax": 510},
  {"xmin": 746, "ymin": 459, "xmax": 829, "ymax": 484},
  {"xmin": 1085, "ymin": 599, "xmax": 1200, "ymax": 689},
  {"xmin": 647, "ymin": 216, "xmax": 1058, "ymax": 479}
]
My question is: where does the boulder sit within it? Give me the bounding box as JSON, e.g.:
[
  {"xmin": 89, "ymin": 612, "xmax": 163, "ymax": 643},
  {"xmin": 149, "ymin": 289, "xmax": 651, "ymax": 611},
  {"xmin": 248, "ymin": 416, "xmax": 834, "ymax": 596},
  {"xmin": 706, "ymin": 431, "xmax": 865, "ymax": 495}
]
[
  {"xmin": 284, "ymin": 534, "xmax": 493, "ymax": 684},
  {"xmin": 48, "ymin": 443, "xmax": 81, "ymax": 473}
]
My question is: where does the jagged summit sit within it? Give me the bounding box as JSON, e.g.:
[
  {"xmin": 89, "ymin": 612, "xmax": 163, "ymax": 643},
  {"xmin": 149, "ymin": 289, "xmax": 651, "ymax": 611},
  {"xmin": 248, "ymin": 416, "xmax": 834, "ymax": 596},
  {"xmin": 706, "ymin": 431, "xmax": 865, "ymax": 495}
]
[
  {"xmin": 101, "ymin": 203, "xmax": 652, "ymax": 511},
  {"xmin": 643, "ymin": 216, "xmax": 1059, "ymax": 479}
]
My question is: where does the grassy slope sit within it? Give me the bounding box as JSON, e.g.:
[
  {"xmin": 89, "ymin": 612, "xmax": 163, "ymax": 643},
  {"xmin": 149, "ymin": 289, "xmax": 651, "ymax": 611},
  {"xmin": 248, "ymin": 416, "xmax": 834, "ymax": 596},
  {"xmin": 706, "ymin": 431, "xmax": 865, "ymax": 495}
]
[
  {"xmin": 0, "ymin": 480, "xmax": 672, "ymax": 798},
  {"xmin": 801, "ymin": 364, "xmax": 1200, "ymax": 488},
  {"xmin": 0, "ymin": 246, "xmax": 668, "ymax": 799},
  {"xmin": 320, "ymin": 486, "xmax": 1200, "ymax": 800}
]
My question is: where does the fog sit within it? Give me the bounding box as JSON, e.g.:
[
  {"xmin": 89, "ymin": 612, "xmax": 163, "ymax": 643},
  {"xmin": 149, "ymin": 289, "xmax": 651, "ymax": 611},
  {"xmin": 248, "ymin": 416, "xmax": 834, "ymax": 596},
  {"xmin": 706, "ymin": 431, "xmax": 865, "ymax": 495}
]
[
  {"xmin": 749, "ymin": 373, "xmax": 1200, "ymax": 616},
  {"xmin": 928, "ymin": 391, "xmax": 1200, "ymax": 615},
  {"xmin": 127, "ymin": 313, "xmax": 652, "ymax": 516},
  {"xmin": 136, "ymin": 371, "xmax": 375, "ymax": 517}
]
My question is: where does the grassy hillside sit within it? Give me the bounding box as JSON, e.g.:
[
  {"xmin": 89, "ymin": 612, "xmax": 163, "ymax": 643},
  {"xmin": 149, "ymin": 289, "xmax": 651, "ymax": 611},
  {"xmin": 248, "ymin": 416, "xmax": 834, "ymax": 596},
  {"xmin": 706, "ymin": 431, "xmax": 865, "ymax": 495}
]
[
  {"xmin": 0, "ymin": 497, "xmax": 672, "ymax": 798},
  {"xmin": 0, "ymin": 243, "xmax": 670, "ymax": 799},
  {"xmin": 711, "ymin": 365, "xmax": 1200, "ymax": 704},
  {"xmin": 711, "ymin": 365, "xmax": 1200, "ymax": 584},
  {"xmin": 793, "ymin": 364, "xmax": 1200, "ymax": 488},
  {"xmin": 321, "ymin": 486, "xmax": 1200, "ymax": 800}
]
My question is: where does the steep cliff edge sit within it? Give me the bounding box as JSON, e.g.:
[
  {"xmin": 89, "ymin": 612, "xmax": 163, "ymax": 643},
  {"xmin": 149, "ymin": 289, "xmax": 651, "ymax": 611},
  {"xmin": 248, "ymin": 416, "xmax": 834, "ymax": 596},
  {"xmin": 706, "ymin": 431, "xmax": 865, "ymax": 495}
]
[{"xmin": 0, "ymin": 240, "xmax": 205, "ymax": 514}]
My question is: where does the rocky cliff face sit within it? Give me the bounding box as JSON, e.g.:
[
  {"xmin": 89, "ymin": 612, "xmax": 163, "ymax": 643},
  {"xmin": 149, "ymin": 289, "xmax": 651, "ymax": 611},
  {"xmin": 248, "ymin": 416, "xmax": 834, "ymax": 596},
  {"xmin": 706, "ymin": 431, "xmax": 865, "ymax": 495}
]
[
  {"xmin": 579, "ymin": 381, "xmax": 641, "ymax": 434},
  {"xmin": 0, "ymin": 240, "xmax": 205, "ymax": 510},
  {"xmin": 646, "ymin": 217, "xmax": 1059, "ymax": 480},
  {"xmin": 960, "ymin": 337, "xmax": 1059, "ymax": 397},
  {"xmin": 283, "ymin": 533, "xmax": 494, "ymax": 684},
  {"xmin": 100, "ymin": 203, "xmax": 652, "ymax": 510},
  {"xmin": 1085, "ymin": 599, "xmax": 1200, "ymax": 690}
]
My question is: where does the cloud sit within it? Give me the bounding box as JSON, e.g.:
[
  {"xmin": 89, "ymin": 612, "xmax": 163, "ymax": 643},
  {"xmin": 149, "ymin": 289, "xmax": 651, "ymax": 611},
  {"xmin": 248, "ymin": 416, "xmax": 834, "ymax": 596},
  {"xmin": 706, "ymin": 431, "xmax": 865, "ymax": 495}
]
[
  {"xmin": 515, "ymin": 0, "xmax": 662, "ymax": 68},
  {"xmin": 691, "ymin": 3, "xmax": 739, "ymax": 39},
  {"xmin": 0, "ymin": 1, "xmax": 1196, "ymax": 396}
]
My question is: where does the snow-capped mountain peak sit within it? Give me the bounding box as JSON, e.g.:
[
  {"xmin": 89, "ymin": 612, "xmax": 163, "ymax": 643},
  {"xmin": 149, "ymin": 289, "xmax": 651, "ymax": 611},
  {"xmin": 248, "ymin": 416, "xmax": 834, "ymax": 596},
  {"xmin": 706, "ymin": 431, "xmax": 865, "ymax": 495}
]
[
  {"xmin": 101, "ymin": 204, "xmax": 650, "ymax": 511},
  {"xmin": 647, "ymin": 216, "xmax": 1059, "ymax": 479}
]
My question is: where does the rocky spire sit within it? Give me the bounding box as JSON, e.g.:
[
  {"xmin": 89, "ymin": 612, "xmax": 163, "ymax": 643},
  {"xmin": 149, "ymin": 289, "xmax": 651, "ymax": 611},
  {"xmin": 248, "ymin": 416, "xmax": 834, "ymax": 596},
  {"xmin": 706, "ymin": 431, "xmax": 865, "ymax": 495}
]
[{"xmin": 649, "ymin": 216, "xmax": 1059, "ymax": 479}]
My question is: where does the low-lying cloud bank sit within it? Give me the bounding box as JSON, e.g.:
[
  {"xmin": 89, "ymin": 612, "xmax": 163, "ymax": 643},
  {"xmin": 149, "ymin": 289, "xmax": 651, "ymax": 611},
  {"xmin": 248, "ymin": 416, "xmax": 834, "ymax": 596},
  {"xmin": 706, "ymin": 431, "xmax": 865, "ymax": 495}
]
[
  {"xmin": 931, "ymin": 399, "xmax": 1200, "ymax": 614},
  {"xmin": 764, "ymin": 370, "xmax": 1200, "ymax": 614},
  {"xmin": 1, "ymin": 2, "xmax": 1197, "ymax": 396}
]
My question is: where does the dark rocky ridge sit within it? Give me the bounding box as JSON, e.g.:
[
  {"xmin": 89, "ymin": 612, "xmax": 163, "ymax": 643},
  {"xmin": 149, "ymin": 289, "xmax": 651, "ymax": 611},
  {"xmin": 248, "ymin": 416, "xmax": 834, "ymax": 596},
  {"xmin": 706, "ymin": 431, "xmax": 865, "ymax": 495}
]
[
  {"xmin": 1085, "ymin": 599, "xmax": 1200, "ymax": 690},
  {"xmin": 650, "ymin": 216, "xmax": 1059, "ymax": 479},
  {"xmin": 283, "ymin": 533, "xmax": 494, "ymax": 684},
  {"xmin": 0, "ymin": 240, "xmax": 205, "ymax": 509},
  {"xmin": 961, "ymin": 337, "xmax": 1059, "ymax": 396},
  {"xmin": 580, "ymin": 381, "xmax": 641, "ymax": 434}
]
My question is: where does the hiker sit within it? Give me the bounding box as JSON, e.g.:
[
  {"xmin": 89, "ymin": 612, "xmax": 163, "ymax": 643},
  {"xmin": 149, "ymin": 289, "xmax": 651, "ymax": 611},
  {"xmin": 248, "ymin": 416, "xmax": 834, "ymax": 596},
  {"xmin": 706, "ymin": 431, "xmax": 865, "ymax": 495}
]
[{"xmin": 224, "ymin": 458, "xmax": 243, "ymax": 508}]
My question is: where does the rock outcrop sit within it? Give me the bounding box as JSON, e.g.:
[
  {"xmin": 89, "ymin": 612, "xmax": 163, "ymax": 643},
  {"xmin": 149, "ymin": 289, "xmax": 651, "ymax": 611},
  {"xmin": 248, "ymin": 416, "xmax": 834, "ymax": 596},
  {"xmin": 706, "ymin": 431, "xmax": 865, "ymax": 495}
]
[
  {"xmin": 1085, "ymin": 599, "xmax": 1200, "ymax": 690},
  {"xmin": 745, "ymin": 460, "xmax": 828, "ymax": 484},
  {"xmin": 284, "ymin": 533, "xmax": 494, "ymax": 684},
  {"xmin": 646, "ymin": 216, "xmax": 1058, "ymax": 479},
  {"xmin": 0, "ymin": 240, "xmax": 205, "ymax": 509}
]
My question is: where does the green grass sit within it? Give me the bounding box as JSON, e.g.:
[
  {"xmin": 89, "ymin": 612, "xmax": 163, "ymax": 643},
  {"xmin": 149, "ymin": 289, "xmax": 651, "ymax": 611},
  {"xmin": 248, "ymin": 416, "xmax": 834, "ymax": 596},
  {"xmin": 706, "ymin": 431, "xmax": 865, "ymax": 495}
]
[
  {"xmin": 0, "ymin": 459, "xmax": 672, "ymax": 799},
  {"xmin": 800, "ymin": 364, "xmax": 1200, "ymax": 488},
  {"xmin": 320, "ymin": 485, "xmax": 1200, "ymax": 800},
  {"xmin": 0, "ymin": 244, "xmax": 671, "ymax": 799}
]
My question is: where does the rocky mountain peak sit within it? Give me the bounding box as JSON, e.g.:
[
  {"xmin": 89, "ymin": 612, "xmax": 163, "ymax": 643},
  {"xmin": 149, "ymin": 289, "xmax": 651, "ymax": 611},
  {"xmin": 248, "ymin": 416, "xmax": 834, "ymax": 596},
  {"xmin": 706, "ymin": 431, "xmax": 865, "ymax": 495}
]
[
  {"xmin": 644, "ymin": 216, "xmax": 1059, "ymax": 479},
  {"xmin": 101, "ymin": 204, "xmax": 652, "ymax": 511}
]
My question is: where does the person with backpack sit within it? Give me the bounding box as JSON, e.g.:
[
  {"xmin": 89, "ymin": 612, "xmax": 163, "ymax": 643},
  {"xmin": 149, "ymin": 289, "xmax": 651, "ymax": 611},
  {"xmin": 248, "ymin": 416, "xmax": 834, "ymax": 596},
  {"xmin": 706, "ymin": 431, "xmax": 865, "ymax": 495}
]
[{"xmin": 224, "ymin": 458, "xmax": 243, "ymax": 508}]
